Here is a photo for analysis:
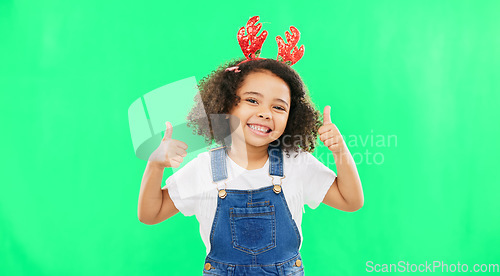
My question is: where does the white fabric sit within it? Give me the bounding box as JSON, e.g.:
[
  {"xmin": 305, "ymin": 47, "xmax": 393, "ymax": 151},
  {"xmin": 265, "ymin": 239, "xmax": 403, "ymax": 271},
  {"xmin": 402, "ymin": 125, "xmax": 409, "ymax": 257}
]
[{"xmin": 164, "ymin": 149, "xmax": 337, "ymax": 256}]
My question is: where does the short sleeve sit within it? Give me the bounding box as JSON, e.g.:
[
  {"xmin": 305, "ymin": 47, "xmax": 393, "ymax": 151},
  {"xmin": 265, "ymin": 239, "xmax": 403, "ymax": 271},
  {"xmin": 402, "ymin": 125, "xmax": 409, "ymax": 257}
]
[
  {"xmin": 163, "ymin": 157, "xmax": 202, "ymax": 217},
  {"xmin": 300, "ymin": 151, "xmax": 337, "ymax": 209}
]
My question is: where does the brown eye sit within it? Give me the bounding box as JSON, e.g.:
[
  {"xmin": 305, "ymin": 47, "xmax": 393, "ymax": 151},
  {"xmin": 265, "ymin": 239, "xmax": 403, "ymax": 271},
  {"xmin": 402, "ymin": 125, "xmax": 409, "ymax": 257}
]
[{"xmin": 246, "ymin": 99, "xmax": 258, "ymax": 104}]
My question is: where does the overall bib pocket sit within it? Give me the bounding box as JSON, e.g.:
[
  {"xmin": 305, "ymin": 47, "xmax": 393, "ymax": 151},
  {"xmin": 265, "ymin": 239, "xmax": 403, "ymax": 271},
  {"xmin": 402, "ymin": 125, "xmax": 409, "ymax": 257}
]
[{"xmin": 229, "ymin": 205, "xmax": 276, "ymax": 254}]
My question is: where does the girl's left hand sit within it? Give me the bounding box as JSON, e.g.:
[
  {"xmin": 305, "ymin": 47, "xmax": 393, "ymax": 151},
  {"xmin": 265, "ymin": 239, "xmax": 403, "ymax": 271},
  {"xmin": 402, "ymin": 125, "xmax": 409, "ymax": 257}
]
[{"xmin": 318, "ymin": 106, "xmax": 347, "ymax": 154}]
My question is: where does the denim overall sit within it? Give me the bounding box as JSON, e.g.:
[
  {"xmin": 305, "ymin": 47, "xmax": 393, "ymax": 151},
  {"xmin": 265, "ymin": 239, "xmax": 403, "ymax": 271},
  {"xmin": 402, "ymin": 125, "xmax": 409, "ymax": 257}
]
[{"xmin": 202, "ymin": 144, "xmax": 305, "ymax": 276}]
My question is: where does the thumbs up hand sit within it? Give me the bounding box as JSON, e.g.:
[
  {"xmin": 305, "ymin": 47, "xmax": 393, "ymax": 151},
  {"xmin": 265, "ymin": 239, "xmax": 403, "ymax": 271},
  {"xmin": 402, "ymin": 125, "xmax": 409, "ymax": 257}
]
[
  {"xmin": 318, "ymin": 106, "xmax": 346, "ymax": 154},
  {"xmin": 148, "ymin": 121, "xmax": 188, "ymax": 168}
]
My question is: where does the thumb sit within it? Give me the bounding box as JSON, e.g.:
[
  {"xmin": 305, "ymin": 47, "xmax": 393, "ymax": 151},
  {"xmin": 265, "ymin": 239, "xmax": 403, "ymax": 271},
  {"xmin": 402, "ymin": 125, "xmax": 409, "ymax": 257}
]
[
  {"xmin": 162, "ymin": 121, "xmax": 173, "ymax": 140},
  {"xmin": 323, "ymin": 106, "xmax": 332, "ymax": 125}
]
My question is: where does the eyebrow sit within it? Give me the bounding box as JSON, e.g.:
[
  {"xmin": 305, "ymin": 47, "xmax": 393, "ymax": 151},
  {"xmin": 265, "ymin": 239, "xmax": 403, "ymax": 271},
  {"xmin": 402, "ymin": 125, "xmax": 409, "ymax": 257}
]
[{"xmin": 242, "ymin": 91, "xmax": 289, "ymax": 108}]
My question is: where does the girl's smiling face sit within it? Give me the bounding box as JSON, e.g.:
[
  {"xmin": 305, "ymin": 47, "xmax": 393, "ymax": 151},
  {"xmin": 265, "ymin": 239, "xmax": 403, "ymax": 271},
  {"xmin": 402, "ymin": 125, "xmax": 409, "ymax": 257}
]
[{"xmin": 228, "ymin": 70, "xmax": 291, "ymax": 149}]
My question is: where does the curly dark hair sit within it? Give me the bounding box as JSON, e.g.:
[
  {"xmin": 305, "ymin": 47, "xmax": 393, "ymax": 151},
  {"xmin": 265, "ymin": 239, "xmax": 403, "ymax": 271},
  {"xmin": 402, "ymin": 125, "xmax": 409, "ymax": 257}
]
[{"xmin": 186, "ymin": 58, "xmax": 322, "ymax": 158}]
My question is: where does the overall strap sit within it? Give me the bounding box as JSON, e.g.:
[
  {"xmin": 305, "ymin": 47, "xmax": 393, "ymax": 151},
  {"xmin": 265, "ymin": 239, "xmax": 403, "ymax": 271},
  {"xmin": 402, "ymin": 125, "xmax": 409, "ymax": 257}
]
[
  {"xmin": 267, "ymin": 144, "xmax": 284, "ymax": 177},
  {"xmin": 210, "ymin": 146, "xmax": 228, "ymax": 183},
  {"xmin": 209, "ymin": 144, "xmax": 284, "ymax": 182}
]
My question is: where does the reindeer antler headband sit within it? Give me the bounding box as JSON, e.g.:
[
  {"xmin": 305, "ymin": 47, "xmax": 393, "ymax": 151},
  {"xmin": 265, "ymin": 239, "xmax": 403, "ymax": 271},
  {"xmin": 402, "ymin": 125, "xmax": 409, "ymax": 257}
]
[{"xmin": 226, "ymin": 16, "xmax": 304, "ymax": 72}]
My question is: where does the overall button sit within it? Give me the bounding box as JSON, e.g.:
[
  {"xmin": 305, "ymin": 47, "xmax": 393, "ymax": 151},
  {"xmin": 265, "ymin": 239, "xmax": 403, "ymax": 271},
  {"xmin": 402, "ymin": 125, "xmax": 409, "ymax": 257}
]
[
  {"xmin": 218, "ymin": 189, "xmax": 227, "ymax": 199},
  {"xmin": 204, "ymin": 263, "xmax": 212, "ymax": 270},
  {"xmin": 295, "ymin": 259, "xmax": 302, "ymax": 267},
  {"xmin": 273, "ymin": 184, "xmax": 282, "ymax": 194}
]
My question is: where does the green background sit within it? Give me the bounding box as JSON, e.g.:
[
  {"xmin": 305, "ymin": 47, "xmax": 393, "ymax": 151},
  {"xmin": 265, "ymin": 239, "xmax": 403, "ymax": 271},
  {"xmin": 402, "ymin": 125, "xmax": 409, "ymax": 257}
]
[{"xmin": 1, "ymin": 0, "xmax": 499, "ymax": 275}]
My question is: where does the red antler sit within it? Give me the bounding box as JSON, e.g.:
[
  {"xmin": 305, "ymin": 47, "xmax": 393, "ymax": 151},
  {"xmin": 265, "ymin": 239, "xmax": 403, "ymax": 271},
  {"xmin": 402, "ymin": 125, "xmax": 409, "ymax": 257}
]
[
  {"xmin": 276, "ymin": 26, "xmax": 304, "ymax": 65},
  {"xmin": 237, "ymin": 16, "xmax": 268, "ymax": 60}
]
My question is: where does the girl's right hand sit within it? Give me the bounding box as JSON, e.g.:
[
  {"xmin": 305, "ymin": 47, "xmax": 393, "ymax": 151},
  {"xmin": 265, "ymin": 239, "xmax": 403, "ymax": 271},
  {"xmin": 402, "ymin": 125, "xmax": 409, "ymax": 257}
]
[{"xmin": 148, "ymin": 121, "xmax": 188, "ymax": 169}]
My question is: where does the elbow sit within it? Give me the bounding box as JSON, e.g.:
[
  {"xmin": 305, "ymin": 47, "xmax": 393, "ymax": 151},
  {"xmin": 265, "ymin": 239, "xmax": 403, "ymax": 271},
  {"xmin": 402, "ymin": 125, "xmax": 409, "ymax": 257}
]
[
  {"xmin": 138, "ymin": 216, "xmax": 150, "ymax": 225},
  {"xmin": 138, "ymin": 214, "xmax": 157, "ymax": 225},
  {"xmin": 138, "ymin": 218, "xmax": 152, "ymax": 225},
  {"xmin": 351, "ymin": 202, "xmax": 364, "ymax": 212},
  {"xmin": 345, "ymin": 198, "xmax": 364, "ymax": 212},
  {"xmin": 350, "ymin": 192, "xmax": 364, "ymax": 212},
  {"xmin": 139, "ymin": 218, "xmax": 158, "ymax": 225}
]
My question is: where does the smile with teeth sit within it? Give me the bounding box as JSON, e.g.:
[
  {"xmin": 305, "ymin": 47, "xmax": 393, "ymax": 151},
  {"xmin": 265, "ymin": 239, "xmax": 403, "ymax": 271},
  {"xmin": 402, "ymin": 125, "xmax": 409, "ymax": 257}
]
[{"xmin": 247, "ymin": 124, "xmax": 271, "ymax": 134}]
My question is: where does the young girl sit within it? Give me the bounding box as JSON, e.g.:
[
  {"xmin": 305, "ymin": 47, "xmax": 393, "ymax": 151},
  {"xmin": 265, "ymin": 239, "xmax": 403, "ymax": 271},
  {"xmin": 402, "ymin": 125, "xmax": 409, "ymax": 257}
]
[{"xmin": 138, "ymin": 16, "xmax": 363, "ymax": 276}]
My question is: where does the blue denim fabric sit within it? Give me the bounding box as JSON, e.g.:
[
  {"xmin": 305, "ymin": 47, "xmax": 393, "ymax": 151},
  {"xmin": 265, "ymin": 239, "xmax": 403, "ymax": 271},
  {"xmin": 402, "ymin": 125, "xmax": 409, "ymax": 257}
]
[
  {"xmin": 211, "ymin": 145, "xmax": 284, "ymax": 183},
  {"xmin": 204, "ymin": 145, "xmax": 304, "ymax": 276}
]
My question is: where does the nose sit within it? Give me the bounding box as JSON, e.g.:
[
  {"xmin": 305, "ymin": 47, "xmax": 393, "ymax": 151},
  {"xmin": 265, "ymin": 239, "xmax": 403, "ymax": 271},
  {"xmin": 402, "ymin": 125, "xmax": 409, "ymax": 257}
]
[{"xmin": 258, "ymin": 111, "xmax": 271, "ymax": 120}]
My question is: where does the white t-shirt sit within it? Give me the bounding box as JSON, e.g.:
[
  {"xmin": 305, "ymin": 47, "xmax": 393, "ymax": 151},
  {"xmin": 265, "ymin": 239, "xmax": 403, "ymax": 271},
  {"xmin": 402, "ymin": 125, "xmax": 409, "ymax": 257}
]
[{"xmin": 164, "ymin": 148, "xmax": 337, "ymax": 256}]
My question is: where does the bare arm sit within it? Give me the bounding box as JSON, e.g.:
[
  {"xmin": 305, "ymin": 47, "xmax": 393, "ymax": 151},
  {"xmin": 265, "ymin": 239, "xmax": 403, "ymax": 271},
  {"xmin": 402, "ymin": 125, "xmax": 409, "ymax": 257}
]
[
  {"xmin": 319, "ymin": 106, "xmax": 364, "ymax": 212},
  {"xmin": 322, "ymin": 145, "xmax": 364, "ymax": 212},
  {"xmin": 137, "ymin": 162, "xmax": 179, "ymax": 224},
  {"xmin": 137, "ymin": 122, "xmax": 185, "ymax": 225}
]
